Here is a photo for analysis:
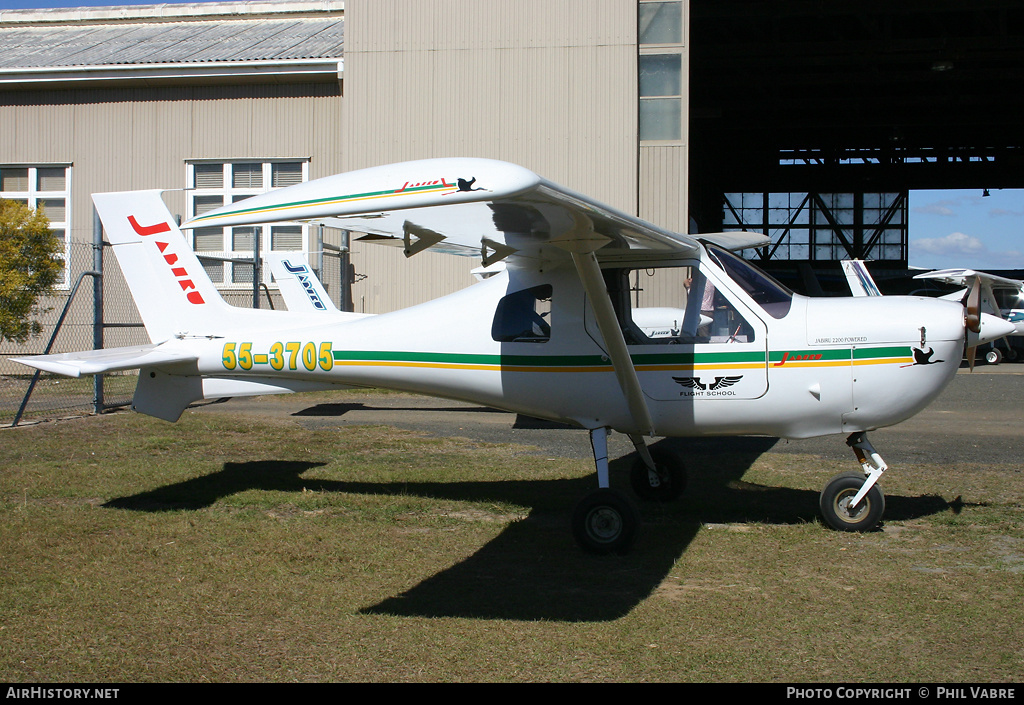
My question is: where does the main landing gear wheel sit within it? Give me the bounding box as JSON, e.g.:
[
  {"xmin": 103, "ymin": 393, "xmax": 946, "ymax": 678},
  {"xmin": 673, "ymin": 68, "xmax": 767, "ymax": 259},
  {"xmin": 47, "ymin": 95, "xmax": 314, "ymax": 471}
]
[
  {"xmin": 572, "ymin": 488, "xmax": 638, "ymax": 555},
  {"xmin": 819, "ymin": 471, "xmax": 885, "ymax": 532},
  {"xmin": 629, "ymin": 448, "xmax": 687, "ymax": 502}
]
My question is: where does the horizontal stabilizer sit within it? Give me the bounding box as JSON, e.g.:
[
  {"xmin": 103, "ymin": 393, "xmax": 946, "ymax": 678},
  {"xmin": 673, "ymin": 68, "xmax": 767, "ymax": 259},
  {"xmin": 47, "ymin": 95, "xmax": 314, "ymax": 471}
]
[{"xmin": 11, "ymin": 344, "xmax": 198, "ymax": 378}]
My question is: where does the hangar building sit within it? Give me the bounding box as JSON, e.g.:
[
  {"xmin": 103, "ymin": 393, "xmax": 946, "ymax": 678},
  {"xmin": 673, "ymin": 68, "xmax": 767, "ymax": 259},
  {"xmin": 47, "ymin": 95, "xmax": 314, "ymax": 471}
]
[{"xmin": 1, "ymin": 0, "xmax": 1022, "ymax": 369}]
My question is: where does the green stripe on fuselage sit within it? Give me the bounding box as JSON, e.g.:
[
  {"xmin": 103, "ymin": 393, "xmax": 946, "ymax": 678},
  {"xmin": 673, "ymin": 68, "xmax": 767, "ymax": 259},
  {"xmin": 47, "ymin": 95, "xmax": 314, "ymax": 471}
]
[
  {"xmin": 852, "ymin": 345, "xmax": 913, "ymax": 360},
  {"xmin": 331, "ymin": 350, "xmax": 769, "ymax": 368},
  {"xmin": 191, "ymin": 182, "xmax": 453, "ymax": 223}
]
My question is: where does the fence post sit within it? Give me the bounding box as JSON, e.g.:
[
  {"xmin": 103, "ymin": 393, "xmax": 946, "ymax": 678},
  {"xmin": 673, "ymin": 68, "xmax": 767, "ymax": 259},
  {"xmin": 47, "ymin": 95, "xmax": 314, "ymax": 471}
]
[
  {"xmin": 93, "ymin": 206, "xmax": 104, "ymax": 414},
  {"xmin": 11, "ymin": 270, "xmax": 101, "ymax": 427},
  {"xmin": 341, "ymin": 229, "xmax": 351, "ymax": 312},
  {"xmin": 316, "ymin": 223, "xmax": 324, "ymax": 284},
  {"xmin": 252, "ymin": 226, "xmax": 261, "ymax": 309}
]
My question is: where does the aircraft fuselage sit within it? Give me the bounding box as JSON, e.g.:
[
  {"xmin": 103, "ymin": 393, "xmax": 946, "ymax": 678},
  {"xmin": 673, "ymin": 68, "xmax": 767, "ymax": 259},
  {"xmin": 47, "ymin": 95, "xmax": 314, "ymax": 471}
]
[{"xmin": 179, "ymin": 257, "xmax": 965, "ymax": 441}]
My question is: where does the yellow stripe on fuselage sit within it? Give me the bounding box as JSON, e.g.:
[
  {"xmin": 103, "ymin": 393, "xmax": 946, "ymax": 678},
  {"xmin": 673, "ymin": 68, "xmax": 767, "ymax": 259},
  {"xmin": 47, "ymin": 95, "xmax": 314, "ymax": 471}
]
[
  {"xmin": 852, "ymin": 357, "xmax": 915, "ymax": 366},
  {"xmin": 193, "ymin": 185, "xmax": 458, "ymax": 225}
]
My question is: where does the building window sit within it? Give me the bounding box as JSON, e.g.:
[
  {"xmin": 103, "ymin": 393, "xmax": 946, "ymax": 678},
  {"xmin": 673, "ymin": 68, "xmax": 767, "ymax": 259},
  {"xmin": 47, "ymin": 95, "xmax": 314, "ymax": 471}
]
[
  {"xmin": 639, "ymin": 1, "xmax": 683, "ymax": 44},
  {"xmin": 639, "ymin": 1, "xmax": 685, "ymax": 143},
  {"xmin": 0, "ymin": 164, "xmax": 71, "ymax": 287},
  {"xmin": 639, "ymin": 54, "xmax": 683, "ymax": 141},
  {"xmin": 186, "ymin": 160, "xmax": 309, "ymax": 287}
]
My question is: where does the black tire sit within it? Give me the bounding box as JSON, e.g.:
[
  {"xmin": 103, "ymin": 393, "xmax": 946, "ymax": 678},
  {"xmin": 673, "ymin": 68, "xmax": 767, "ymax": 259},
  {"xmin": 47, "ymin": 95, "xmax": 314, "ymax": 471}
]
[
  {"xmin": 819, "ymin": 471, "xmax": 885, "ymax": 532},
  {"xmin": 986, "ymin": 348, "xmax": 1002, "ymax": 365},
  {"xmin": 629, "ymin": 448, "xmax": 687, "ymax": 502},
  {"xmin": 571, "ymin": 488, "xmax": 639, "ymax": 554}
]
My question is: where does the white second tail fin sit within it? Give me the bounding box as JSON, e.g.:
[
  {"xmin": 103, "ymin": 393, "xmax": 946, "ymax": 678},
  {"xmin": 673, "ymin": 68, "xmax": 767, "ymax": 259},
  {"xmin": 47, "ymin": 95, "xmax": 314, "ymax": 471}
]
[
  {"xmin": 265, "ymin": 252, "xmax": 339, "ymax": 313},
  {"xmin": 92, "ymin": 190, "xmax": 231, "ymax": 343},
  {"xmin": 841, "ymin": 259, "xmax": 882, "ymax": 297}
]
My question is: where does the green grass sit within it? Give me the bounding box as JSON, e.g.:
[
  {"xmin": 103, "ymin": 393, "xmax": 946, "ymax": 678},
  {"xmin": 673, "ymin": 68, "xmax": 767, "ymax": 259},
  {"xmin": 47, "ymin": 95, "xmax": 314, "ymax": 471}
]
[
  {"xmin": 1, "ymin": 373, "xmax": 136, "ymax": 425},
  {"xmin": 1, "ymin": 407, "xmax": 1022, "ymax": 682}
]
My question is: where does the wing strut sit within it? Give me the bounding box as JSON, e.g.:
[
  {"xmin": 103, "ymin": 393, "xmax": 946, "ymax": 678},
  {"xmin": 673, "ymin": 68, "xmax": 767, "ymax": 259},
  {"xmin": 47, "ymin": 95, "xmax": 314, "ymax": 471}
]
[{"xmin": 570, "ymin": 249, "xmax": 655, "ymax": 436}]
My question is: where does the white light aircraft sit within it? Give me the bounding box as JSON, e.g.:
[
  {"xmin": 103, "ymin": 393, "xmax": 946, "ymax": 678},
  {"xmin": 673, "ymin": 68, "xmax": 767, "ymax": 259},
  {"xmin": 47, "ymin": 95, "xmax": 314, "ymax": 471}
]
[
  {"xmin": 913, "ymin": 268, "xmax": 1024, "ymax": 365},
  {"xmin": 13, "ymin": 159, "xmax": 1015, "ymax": 553},
  {"xmin": 843, "ymin": 259, "xmax": 1022, "ymax": 366}
]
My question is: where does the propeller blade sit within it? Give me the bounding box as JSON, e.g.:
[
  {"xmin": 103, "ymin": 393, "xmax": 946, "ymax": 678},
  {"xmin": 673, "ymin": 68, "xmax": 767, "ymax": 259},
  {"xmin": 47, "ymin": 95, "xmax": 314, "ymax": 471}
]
[
  {"xmin": 965, "ymin": 278, "xmax": 981, "ymax": 334},
  {"xmin": 966, "ymin": 340, "xmax": 976, "ymax": 371}
]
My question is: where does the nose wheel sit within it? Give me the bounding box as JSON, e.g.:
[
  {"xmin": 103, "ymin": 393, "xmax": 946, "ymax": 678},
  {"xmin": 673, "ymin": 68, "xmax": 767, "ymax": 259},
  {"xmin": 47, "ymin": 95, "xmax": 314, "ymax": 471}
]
[
  {"xmin": 820, "ymin": 471, "xmax": 885, "ymax": 531},
  {"xmin": 819, "ymin": 432, "xmax": 888, "ymax": 532}
]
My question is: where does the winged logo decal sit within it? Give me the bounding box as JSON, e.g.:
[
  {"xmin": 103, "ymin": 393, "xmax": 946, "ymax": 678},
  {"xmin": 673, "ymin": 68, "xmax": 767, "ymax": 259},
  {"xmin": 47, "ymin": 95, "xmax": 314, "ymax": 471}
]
[
  {"xmin": 672, "ymin": 376, "xmax": 706, "ymax": 390},
  {"xmin": 672, "ymin": 375, "xmax": 744, "ymax": 396},
  {"xmin": 709, "ymin": 376, "xmax": 743, "ymax": 390}
]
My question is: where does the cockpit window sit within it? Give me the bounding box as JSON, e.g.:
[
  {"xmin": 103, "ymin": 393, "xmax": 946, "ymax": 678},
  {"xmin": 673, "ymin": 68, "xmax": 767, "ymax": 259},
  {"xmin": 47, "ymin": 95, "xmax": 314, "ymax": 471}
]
[
  {"xmin": 705, "ymin": 244, "xmax": 793, "ymax": 319},
  {"xmin": 492, "ymin": 285, "xmax": 552, "ymax": 342},
  {"xmin": 994, "ymin": 287, "xmax": 1022, "ymax": 311},
  {"xmin": 601, "ymin": 266, "xmax": 756, "ymax": 345}
]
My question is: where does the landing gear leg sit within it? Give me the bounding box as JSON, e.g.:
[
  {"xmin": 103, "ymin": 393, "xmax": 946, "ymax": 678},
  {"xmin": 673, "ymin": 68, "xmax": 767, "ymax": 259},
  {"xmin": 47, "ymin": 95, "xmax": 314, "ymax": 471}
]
[
  {"xmin": 571, "ymin": 427, "xmax": 639, "ymax": 554},
  {"xmin": 628, "ymin": 434, "xmax": 687, "ymax": 502},
  {"xmin": 819, "ymin": 432, "xmax": 887, "ymax": 532}
]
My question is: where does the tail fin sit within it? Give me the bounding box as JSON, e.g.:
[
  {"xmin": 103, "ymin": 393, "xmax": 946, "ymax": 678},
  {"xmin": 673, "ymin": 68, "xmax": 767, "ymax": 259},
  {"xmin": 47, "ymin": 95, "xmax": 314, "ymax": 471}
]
[
  {"xmin": 841, "ymin": 259, "xmax": 883, "ymax": 297},
  {"xmin": 264, "ymin": 252, "xmax": 339, "ymax": 313},
  {"xmin": 92, "ymin": 190, "xmax": 231, "ymax": 342}
]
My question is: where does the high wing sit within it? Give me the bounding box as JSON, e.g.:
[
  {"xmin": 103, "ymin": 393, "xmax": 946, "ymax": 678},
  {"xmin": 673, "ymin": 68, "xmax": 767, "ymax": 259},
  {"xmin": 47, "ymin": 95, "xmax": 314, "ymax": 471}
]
[
  {"xmin": 184, "ymin": 158, "xmax": 766, "ymax": 264},
  {"xmin": 914, "ymin": 268, "xmax": 1024, "ymax": 290},
  {"xmin": 184, "ymin": 158, "xmax": 767, "ymax": 438}
]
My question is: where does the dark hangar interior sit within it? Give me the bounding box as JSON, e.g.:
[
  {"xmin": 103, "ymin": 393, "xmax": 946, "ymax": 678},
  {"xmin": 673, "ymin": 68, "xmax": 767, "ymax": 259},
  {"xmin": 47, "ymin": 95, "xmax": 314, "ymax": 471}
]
[{"xmin": 687, "ymin": 0, "xmax": 1024, "ymax": 290}]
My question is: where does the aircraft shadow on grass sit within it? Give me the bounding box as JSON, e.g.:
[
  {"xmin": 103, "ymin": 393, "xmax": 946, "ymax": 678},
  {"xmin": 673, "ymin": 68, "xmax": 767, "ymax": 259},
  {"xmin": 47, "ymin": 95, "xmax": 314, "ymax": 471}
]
[
  {"xmin": 293, "ymin": 402, "xmax": 503, "ymax": 417},
  {"xmin": 294, "ymin": 401, "xmax": 577, "ymax": 430},
  {"xmin": 104, "ymin": 436, "xmax": 955, "ymax": 622}
]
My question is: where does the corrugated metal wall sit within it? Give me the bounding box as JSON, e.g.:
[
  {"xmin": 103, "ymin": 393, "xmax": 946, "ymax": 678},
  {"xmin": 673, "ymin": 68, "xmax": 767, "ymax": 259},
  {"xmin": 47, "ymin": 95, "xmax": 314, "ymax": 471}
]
[
  {"xmin": 0, "ymin": 83, "xmax": 343, "ymax": 357},
  {"xmin": 342, "ymin": 0, "xmax": 645, "ymax": 313},
  {"xmin": 640, "ymin": 143, "xmax": 688, "ymax": 234},
  {"xmin": 0, "ymin": 83, "xmax": 343, "ymax": 245},
  {"xmin": 2, "ymin": 1, "xmax": 693, "ymax": 327}
]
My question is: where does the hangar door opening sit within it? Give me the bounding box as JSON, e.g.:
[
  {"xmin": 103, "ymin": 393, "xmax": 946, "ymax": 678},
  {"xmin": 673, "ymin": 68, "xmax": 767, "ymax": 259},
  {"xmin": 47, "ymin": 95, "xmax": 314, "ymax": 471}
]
[{"xmin": 722, "ymin": 191, "xmax": 907, "ymax": 264}]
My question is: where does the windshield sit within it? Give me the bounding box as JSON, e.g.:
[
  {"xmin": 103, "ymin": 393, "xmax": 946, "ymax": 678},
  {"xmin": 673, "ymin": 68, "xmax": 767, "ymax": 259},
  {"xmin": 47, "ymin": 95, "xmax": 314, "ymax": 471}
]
[{"xmin": 705, "ymin": 244, "xmax": 793, "ymax": 319}]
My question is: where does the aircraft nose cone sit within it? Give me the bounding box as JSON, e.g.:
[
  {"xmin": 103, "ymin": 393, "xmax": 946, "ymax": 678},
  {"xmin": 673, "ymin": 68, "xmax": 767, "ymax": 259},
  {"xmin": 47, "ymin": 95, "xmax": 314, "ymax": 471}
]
[{"xmin": 973, "ymin": 312, "xmax": 1017, "ymax": 346}]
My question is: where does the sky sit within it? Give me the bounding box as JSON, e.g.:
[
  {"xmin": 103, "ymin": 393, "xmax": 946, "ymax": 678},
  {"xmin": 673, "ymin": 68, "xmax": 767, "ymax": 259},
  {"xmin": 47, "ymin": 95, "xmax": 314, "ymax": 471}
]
[
  {"xmin": 3, "ymin": 0, "xmax": 1023, "ymax": 273},
  {"xmin": 908, "ymin": 189, "xmax": 1024, "ymax": 272}
]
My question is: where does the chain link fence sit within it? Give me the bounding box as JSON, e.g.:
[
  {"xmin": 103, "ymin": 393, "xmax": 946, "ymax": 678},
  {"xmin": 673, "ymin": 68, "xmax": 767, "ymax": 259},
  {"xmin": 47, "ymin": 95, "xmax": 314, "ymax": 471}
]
[
  {"xmin": 0, "ymin": 241, "xmax": 142, "ymax": 426},
  {"xmin": 2, "ymin": 228, "xmax": 353, "ymax": 427}
]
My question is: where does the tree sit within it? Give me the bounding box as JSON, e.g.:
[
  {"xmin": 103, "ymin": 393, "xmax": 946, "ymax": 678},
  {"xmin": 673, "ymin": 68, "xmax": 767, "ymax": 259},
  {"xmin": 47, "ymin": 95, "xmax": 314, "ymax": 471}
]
[{"xmin": 0, "ymin": 199, "xmax": 63, "ymax": 344}]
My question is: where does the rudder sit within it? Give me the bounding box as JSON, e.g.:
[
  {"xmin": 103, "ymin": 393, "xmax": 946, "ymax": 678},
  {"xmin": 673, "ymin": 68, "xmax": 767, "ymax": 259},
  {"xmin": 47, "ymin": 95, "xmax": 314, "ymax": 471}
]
[{"xmin": 92, "ymin": 190, "xmax": 230, "ymax": 343}]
